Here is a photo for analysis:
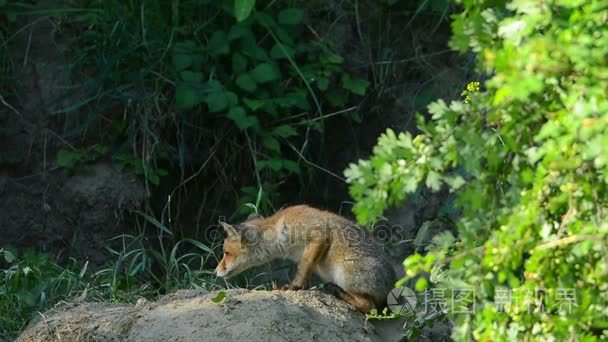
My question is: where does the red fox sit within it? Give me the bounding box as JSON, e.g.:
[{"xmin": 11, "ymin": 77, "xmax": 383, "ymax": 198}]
[{"xmin": 215, "ymin": 205, "xmax": 396, "ymax": 312}]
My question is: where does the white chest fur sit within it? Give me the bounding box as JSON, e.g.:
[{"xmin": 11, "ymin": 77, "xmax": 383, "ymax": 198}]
[{"xmin": 315, "ymin": 263, "xmax": 346, "ymax": 288}]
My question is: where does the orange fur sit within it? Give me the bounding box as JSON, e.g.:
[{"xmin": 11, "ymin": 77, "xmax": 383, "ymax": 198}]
[{"xmin": 215, "ymin": 205, "xmax": 396, "ymax": 312}]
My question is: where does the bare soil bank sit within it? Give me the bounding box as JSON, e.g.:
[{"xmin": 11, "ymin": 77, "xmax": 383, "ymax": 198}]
[{"xmin": 20, "ymin": 289, "xmax": 381, "ymax": 341}]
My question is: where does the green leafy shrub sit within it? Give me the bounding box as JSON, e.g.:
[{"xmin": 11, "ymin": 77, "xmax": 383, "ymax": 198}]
[
  {"xmin": 0, "ymin": 214, "xmax": 218, "ymax": 339},
  {"xmin": 0, "ymin": 1, "xmax": 33, "ymax": 93},
  {"xmin": 56, "ymin": 144, "xmax": 107, "ymax": 168},
  {"xmin": 346, "ymin": 0, "xmax": 608, "ymax": 340},
  {"xmin": 97, "ymin": 211, "xmax": 218, "ymax": 301},
  {"xmin": 56, "ymin": 0, "xmax": 367, "ymax": 204},
  {"xmin": 0, "ymin": 249, "xmax": 88, "ymax": 339}
]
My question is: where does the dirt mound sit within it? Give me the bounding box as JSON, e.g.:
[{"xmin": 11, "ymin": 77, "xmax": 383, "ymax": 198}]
[
  {"xmin": 0, "ymin": 162, "xmax": 145, "ymax": 265},
  {"xmin": 19, "ymin": 289, "xmax": 396, "ymax": 342}
]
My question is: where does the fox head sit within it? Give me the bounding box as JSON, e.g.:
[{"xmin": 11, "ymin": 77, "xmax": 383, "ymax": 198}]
[{"xmin": 215, "ymin": 214, "xmax": 269, "ymax": 278}]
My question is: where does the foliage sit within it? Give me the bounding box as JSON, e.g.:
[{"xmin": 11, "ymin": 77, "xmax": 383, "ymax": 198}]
[
  {"xmin": 56, "ymin": 144, "xmax": 108, "ymax": 169},
  {"xmin": 0, "ymin": 1, "xmax": 24, "ymax": 91},
  {"xmin": 2, "ymin": 0, "xmax": 459, "ymax": 337},
  {"xmin": 52, "ymin": 0, "xmax": 367, "ymax": 207},
  {"xmin": 346, "ymin": 0, "xmax": 608, "ymax": 340},
  {"xmin": 0, "ymin": 216, "xmax": 218, "ymax": 340},
  {"xmin": 98, "ymin": 211, "xmax": 218, "ymax": 301},
  {"xmin": 211, "ymin": 290, "xmax": 228, "ymax": 303},
  {"xmin": 0, "ymin": 1, "xmax": 33, "ymax": 23},
  {"xmin": 0, "ymin": 248, "xmax": 88, "ymax": 339}
]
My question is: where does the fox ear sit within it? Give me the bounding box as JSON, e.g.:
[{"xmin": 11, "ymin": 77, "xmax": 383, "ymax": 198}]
[
  {"xmin": 219, "ymin": 221, "xmax": 239, "ymax": 237},
  {"xmin": 239, "ymin": 225, "xmax": 260, "ymax": 245},
  {"xmin": 246, "ymin": 213, "xmax": 263, "ymax": 221}
]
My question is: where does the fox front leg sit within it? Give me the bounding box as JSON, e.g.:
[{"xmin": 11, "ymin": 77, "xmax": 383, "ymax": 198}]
[{"xmin": 283, "ymin": 240, "xmax": 327, "ymax": 291}]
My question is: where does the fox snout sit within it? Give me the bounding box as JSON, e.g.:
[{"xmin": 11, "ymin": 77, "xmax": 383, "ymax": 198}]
[
  {"xmin": 215, "ymin": 259, "xmax": 231, "ymax": 278},
  {"xmin": 215, "ymin": 266, "xmax": 228, "ymax": 278}
]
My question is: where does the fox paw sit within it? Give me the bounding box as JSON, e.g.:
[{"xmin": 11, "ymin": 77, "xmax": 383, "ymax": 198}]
[{"xmin": 281, "ymin": 284, "xmax": 304, "ymax": 291}]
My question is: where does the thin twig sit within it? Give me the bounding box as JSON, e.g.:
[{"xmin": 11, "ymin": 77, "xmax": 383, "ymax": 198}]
[
  {"xmin": 0, "ymin": 94, "xmax": 22, "ymax": 117},
  {"xmin": 1, "ymin": 17, "xmax": 46, "ymax": 49},
  {"xmin": 149, "ymin": 70, "xmax": 175, "ymax": 86},
  {"xmin": 369, "ymin": 49, "xmax": 453, "ymax": 67},
  {"xmin": 354, "ymin": 0, "xmax": 376, "ymax": 83},
  {"xmin": 285, "ymin": 141, "xmax": 345, "ymax": 182},
  {"xmin": 531, "ymin": 235, "xmax": 598, "ymax": 253},
  {"xmin": 23, "ymin": 26, "xmax": 33, "ymax": 67},
  {"xmin": 160, "ymin": 135, "xmax": 224, "ymax": 224},
  {"xmin": 439, "ymin": 246, "xmax": 485, "ymax": 266},
  {"xmin": 45, "ymin": 128, "xmax": 77, "ymax": 151},
  {"xmin": 309, "ymin": 106, "xmax": 357, "ymax": 122},
  {"xmin": 244, "ymin": 129, "xmax": 263, "ymax": 189},
  {"xmin": 2, "ymin": 94, "xmax": 79, "ymax": 152},
  {"xmin": 556, "ymin": 201, "xmax": 575, "ymax": 238},
  {"xmin": 273, "ymin": 111, "xmax": 309, "ymax": 124},
  {"xmin": 175, "ymin": 148, "xmax": 217, "ymax": 191},
  {"xmin": 43, "ymin": 130, "xmax": 48, "ymax": 181},
  {"xmin": 305, "ymin": 24, "xmax": 323, "ymax": 42}
]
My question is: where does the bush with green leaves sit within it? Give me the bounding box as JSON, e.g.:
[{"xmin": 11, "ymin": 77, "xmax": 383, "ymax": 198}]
[
  {"xmin": 0, "ymin": 215, "xmax": 218, "ymax": 339},
  {"xmin": 346, "ymin": 0, "xmax": 607, "ymax": 340},
  {"xmin": 0, "ymin": 248, "xmax": 88, "ymax": 339},
  {"xmin": 52, "ymin": 0, "xmax": 368, "ymax": 209}
]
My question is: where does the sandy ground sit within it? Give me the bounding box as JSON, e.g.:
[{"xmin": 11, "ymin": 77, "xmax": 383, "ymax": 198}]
[{"xmin": 18, "ymin": 289, "xmax": 412, "ymax": 342}]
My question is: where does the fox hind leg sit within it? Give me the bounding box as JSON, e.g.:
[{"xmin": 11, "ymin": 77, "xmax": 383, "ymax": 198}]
[{"xmin": 323, "ymin": 283, "xmax": 376, "ymax": 313}]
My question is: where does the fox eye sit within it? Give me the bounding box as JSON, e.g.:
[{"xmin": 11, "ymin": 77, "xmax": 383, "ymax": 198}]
[{"xmin": 224, "ymin": 251, "xmax": 230, "ymax": 256}]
